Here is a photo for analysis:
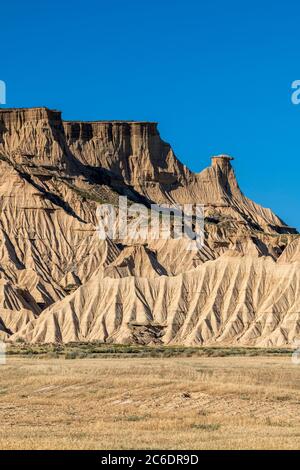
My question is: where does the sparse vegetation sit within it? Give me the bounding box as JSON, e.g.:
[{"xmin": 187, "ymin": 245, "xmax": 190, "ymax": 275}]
[
  {"xmin": 5, "ymin": 342, "xmax": 293, "ymax": 359},
  {"xmin": 64, "ymin": 283, "xmax": 78, "ymax": 294},
  {"xmin": 64, "ymin": 181, "xmax": 112, "ymax": 205},
  {"xmin": 191, "ymin": 423, "xmax": 221, "ymax": 431}
]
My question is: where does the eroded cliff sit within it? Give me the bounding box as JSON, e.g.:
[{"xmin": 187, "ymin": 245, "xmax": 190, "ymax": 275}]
[{"xmin": 0, "ymin": 107, "xmax": 298, "ymax": 346}]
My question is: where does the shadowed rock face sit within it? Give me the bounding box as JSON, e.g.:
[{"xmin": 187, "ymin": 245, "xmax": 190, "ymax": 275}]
[
  {"xmin": 0, "ymin": 107, "xmax": 298, "ymax": 346},
  {"xmin": 0, "ymin": 108, "xmax": 191, "ymax": 201}
]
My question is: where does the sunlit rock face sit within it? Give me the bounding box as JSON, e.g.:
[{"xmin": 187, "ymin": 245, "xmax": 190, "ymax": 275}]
[{"xmin": 0, "ymin": 107, "xmax": 298, "ymax": 346}]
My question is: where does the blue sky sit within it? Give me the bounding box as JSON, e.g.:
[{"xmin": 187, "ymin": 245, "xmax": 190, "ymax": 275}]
[{"xmin": 1, "ymin": 0, "xmax": 300, "ymax": 229}]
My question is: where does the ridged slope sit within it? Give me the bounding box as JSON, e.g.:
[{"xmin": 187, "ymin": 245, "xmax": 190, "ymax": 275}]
[
  {"xmin": 11, "ymin": 250, "xmax": 300, "ymax": 347},
  {"xmin": 0, "ymin": 107, "xmax": 298, "ymax": 345}
]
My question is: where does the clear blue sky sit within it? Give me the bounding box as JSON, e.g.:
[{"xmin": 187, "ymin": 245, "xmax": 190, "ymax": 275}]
[{"xmin": 1, "ymin": 0, "xmax": 300, "ymax": 229}]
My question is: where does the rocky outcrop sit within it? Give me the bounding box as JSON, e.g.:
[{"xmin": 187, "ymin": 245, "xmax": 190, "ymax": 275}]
[{"xmin": 0, "ymin": 107, "xmax": 298, "ymax": 346}]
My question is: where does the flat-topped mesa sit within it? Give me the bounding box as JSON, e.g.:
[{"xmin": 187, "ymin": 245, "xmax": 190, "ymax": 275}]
[
  {"xmin": 63, "ymin": 120, "xmax": 159, "ymax": 144},
  {"xmin": 0, "ymin": 107, "xmax": 62, "ymax": 127},
  {"xmin": 0, "ymin": 107, "xmax": 159, "ymax": 142},
  {"xmin": 64, "ymin": 120, "xmax": 158, "ymax": 138},
  {"xmin": 0, "ymin": 107, "xmax": 66, "ymax": 166},
  {"xmin": 0, "ymin": 107, "xmax": 190, "ymax": 194},
  {"xmin": 0, "ymin": 108, "xmax": 296, "ymax": 235},
  {"xmin": 62, "ymin": 118, "xmax": 189, "ymax": 189},
  {"xmin": 0, "ymin": 106, "xmax": 160, "ymax": 146}
]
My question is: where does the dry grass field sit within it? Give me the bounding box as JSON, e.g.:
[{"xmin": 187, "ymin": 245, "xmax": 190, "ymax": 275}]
[{"xmin": 0, "ymin": 353, "xmax": 300, "ymax": 449}]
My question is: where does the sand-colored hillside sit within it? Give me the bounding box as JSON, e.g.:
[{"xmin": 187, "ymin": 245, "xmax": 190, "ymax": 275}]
[
  {"xmin": 0, "ymin": 107, "xmax": 298, "ymax": 345},
  {"xmin": 11, "ymin": 251, "xmax": 300, "ymax": 346}
]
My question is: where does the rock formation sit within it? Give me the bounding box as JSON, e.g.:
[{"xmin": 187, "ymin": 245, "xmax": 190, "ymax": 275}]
[{"xmin": 0, "ymin": 107, "xmax": 298, "ymax": 346}]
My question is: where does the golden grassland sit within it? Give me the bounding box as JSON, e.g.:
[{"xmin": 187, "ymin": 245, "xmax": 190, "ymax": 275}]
[{"xmin": 0, "ymin": 352, "xmax": 300, "ymax": 450}]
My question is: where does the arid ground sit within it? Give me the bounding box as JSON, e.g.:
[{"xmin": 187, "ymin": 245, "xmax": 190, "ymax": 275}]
[{"xmin": 1, "ymin": 351, "xmax": 300, "ymax": 450}]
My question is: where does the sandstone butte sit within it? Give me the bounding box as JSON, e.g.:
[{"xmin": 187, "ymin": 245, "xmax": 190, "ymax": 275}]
[{"xmin": 0, "ymin": 107, "xmax": 299, "ymax": 347}]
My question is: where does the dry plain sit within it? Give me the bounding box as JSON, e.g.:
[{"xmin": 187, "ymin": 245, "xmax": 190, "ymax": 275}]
[{"xmin": 0, "ymin": 352, "xmax": 300, "ymax": 450}]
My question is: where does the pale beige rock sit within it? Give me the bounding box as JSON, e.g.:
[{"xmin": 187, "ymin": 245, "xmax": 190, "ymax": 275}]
[
  {"xmin": 11, "ymin": 254, "xmax": 300, "ymax": 347},
  {"xmin": 0, "ymin": 107, "xmax": 298, "ymax": 346}
]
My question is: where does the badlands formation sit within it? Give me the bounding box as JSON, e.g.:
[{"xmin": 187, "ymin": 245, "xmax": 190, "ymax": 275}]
[{"xmin": 0, "ymin": 107, "xmax": 299, "ymax": 347}]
